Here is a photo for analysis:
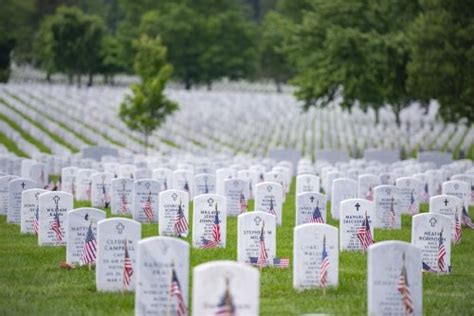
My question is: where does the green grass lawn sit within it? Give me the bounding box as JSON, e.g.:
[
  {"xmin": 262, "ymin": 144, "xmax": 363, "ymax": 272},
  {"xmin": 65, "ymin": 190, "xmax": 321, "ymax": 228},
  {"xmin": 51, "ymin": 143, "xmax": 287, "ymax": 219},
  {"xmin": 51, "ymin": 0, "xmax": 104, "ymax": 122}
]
[{"xmin": 1, "ymin": 181, "xmax": 473, "ymax": 315}]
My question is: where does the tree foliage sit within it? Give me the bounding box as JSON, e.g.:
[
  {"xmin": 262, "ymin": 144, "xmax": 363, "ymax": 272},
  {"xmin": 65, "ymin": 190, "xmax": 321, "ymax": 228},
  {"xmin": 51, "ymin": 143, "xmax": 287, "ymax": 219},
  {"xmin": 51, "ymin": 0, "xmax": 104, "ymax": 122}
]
[
  {"xmin": 286, "ymin": 0, "xmax": 420, "ymax": 125},
  {"xmin": 408, "ymin": 0, "xmax": 474, "ymax": 124},
  {"xmin": 119, "ymin": 35, "xmax": 178, "ymax": 154}
]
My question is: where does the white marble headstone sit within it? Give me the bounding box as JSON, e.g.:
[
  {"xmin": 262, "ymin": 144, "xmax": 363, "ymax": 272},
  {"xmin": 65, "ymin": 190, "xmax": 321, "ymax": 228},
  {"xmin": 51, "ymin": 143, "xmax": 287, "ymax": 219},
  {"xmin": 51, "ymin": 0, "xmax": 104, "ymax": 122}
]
[
  {"xmin": 237, "ymin": 211, "xmax": 276, "ymax": 264},
  {"xmin": 331, "ymin": 178, "xmax": 357, "ymax": 220},
  {"xmin": 192, "ymin": 261, "xmax": 259, "ymax": 316},
  {"xmin": 90, "ymin": 172, "xmax": 113, "ymax": 208},
  {"xmin": 110, "ymin": 178, "xmax": 133, "ymax": 215},
  {"xmin": 20, "ymin": 188, "xmax": 46, "ymax": 234},
  {"xmin": 66, "ymin": 208, "xmax": 106, "ymax": 265},
  {"xmin": 132, "ymin": 179, "xmax": 160, "ymax": 223},
  {"xmin": 75, "ymin": 168, "xmax": 96, "ymax": 200},
  {"xmin": 152, "ymin": 167, "xmax": 173, "ymax": 191},
  {"xmin": 158, "ymin": 190, "xmax": 189, "ymax": 237},
  {"xmin": 296, "ymin": 174, "xmax": 320, "ymax": 195},
  {"xmin": 224, "ymin": 178, "xmax": 249, "ymax": 216},
  {"xmin": 96, "ymin": 218, "xmax": 141, "ymax": 291},
  {"xmin": 442, "ymin": 180, "xmax": 470, "ymax": 211},
  {"xmin": 254, "ymin": 182, "xmax": 283, "ymax": 225},
  {"xmin": 358, "ymin": 174, "xmax": 380, "ymax": 201},
  {"xmin": 173, "ymin": 169, "xmax": 194, "ymax": 198},
  {"xmin": 293, "ymin": 223, "xmax": 338, "ymax": 290},
  {"xmin": 339, "ymin": 199, "xmax": 375, "ymax": 251},
  {"xmin": 135, "ymin": 236, "xmax": 190, "ymax": 316},
  {"xmin": 368, "ymin": 241, "xmax": 422, "ymax": 316},
  {"xmin": 216, "ymin": 168, "xmax": 235, "ymax": 196},
  {"xmin": 192, "ymin": 194, "xmax": 227, "ymax": 248},
  {"xmin": 38, "ymin": 191, "xmax": 73, "ymax": 246},
  {"xmin": 7, "ymin": 178, "xmax": 37, "ymax": 224},
  {"xmin": 194, "ymin": 173, "xmax": 216, "ymax": 195},
  {"xmin": 61, "ymin": 167, "xmax": 77, "ymax": 196},
  {"xmin": 295, "ymin": 192, "xmax": 327, "ymax": 226},
  {"xmin": 0, "ymin": 175, "xmax": 18, "ymax": 215},
  {"xmin": 411, "ymin": 213, "xmax": 451, "ymax": 273},
  {"xmin": 396, "ymin": 177, "xmax": 422, "ymax": 215},
  {"xmin": 374, "ymin": 185, "xmax": 401, "ymax": 229},
  {"xmin": 429, "ymin": 195, "xmax": 463, "ymax": 242}
]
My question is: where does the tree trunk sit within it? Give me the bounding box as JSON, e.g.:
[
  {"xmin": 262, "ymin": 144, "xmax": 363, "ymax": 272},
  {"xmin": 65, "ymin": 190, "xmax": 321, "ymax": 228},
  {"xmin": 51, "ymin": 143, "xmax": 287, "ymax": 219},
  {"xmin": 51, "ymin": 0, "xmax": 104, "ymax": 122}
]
[
  {"xmin": 46, "ymin": 72, "xmax": 51, "ymax": 83},
  {"xmin": 144, "ymin": 132, "xmax": 148, "ymax": 156},
  {"xmin": 375, "ymin": 108, "xmax": 380, "ymax": 125},
  {"xmin": 68, "ymin": 73, "xmax": 73, "ymax": 85},
  {"xmin": 87, "ymin": 73, "xmax": 93, "ymax": 87},
  {"xmin": 275, "ymin": 79, "xmax": 282, "ymax": 93},
  {"xmin": 393, "ymin": 104, "xmax": 402, "ymax": 127},
  {"xmin": 207, "ymin": 81, "xmax": 212, "ymax": 91},
  {"xmin": 77, "ymin": 74, "xmax": 82, "ymax": 87},
  {"xmin": 184, "ymin": 77, "xmax": 192, "ymax": 90}
]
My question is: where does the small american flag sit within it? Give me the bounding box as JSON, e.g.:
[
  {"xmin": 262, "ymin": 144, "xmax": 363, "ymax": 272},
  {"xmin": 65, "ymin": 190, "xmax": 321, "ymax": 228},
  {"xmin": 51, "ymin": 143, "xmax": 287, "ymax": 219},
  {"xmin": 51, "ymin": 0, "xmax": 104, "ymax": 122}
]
[
  {"xmin": 51, "ymin": 211, "xmax": 63, "ymax": 241},
  {"xmin": 437, "ymin": 229, "xmax": 446, "ymax": 273},
  {"xmin": 257, "ymin": 222, "xmax": 268, "ymax": 268},
  {"xmin": 170, "ymin": 268, "xmax": 187, "ymax": 316},
  {"xmin": 86, "ymin": 181, "xmax": 92, "ymax": 200},
  {"xmin": 201, "ymin": 205, "xmax": 221, "ymax": 249},
  {"xmin": 422, "ymin": 182, "xmax": 430, "ymax": 201},
  {"xmin": 388, "ymin": 199, "xmax": 396, "ymax": 228},
  {"xmin": 143, "ymin": 193, "xmax": 154, "ymax": 223},
  {"xmin": 357, "ymin": 213, "xmax": 373, "ymax": 250},
  {"xmin": 183, "ymin": 179, "xmax": 190, "ymax": 194},
  {"xmin": 164, "ymin": 179, "xmax": 168, "ymax": 190},
  {"xmin": 422, "ymin": 261, "xmax": 436, "ymax": 273},
  {"xmin": 309, "ymin": 202, "xmax": 324, "ymax": 223},
  {"xmin": 320, "ymin": 235, "xmax": 330, "ymax": 288},
  {"xmin": 123, "ymin": 240, "xmax": 133, "ymax": 289},
  {"xmin": 454, "ymin": 213, "xmax": 462, "ymax": 244},
  {"xmin": 81, "ymin": 223, "xmax": 97, "ymax": 265},
  {"xmin": 239, "ymin": 191, "xmax": 247, "ymax": 214},
  {"xmin": 102, "ymin": 183, "xmax": 110, "ymax": 208},
  {"xmin": 120, "ymin": 193, "xmax": 128, "ymax": 214},
  {"xmin": 33, "ymin": 204, "xmax": 39, "ymax": 235},
  {"xmin": 272, "ymin": 257, "xmax": 290, "ymax": 268},
  {"xmin": 436, "ymin": 183, "xmax": 442, "ymax": 195},
  {"xmin": 471, "ymin": 185, "xmax": 474, "ymax": 202},
  {"xmin": 366, "ymin": 186, "xmax": 373, "ymax": 201},
  {"xmin": 268, "ymin": 197, "xmax": 277, "ymax": 221},
  {"xmin": 408, "ymin": 190, "xmax": 417, "ymax": 214},
  {"xmin": 397, "ymin": 254, "xmax": 414, "ymax": 315},
  {"xmin": 215, "ymin": 278, "xmax": 235, "ymax": 316},
  {"xmin": 462, "ymin": 205, "xmax": 474, "ymax": 229},
  {"xmin": 174, "ymin": 201, "xmax": 189, "ymax": 236}
]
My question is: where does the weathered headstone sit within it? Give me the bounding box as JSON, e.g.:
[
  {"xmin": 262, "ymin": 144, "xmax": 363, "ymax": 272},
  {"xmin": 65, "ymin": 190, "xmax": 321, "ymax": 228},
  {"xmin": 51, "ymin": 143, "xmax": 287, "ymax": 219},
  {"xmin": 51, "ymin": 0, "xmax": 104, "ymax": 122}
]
[
  {"xmin": 295, "ymin": 192, "xmax": 327, "ymax": 226},
  {"xmin": 224, "ymin": 178, "xmax": 249, "ymax": 216},
  {"xmin": 411, "ymin": 213, "xmax": 451, "ymax": 273},
  {"xmin": 96, "ymin": 218, "xmax": 141, "ymax": 291},
  {"xmin": 192, "ymin": 261, "xmax": 259, "ymax": 316},
  {"xmin": 254, "ymin": 182, "xmax": 283, "ymax": 225},
  {"xmin": 396, "ymin": 177, "xmax": 422, "ymax": 215},
  {"xmin": 293, "ymin": 223, "xmax": 338, "ymax": 290},
  {"xmin": 339, "ymin": 199, "xmax": 375, "ymax": 251},
  {"xmin": 331, "ymin": 178, "xmax": 357, "ymax": 220},
  {"xmin": 192, "ymin": 194, "xmax": 227, "ymax": 248},
  {"xmin": 132, "ymin": 179, "xmax": 160, "ymax": 223},
  {"xmin": 368, "ymin": 241, "xmax": 422, "ymax": 316},
  {"xmin": 135, "ymin": 236, "xmax": 190, "ymax": 316},
  {"xmin": 38, "ymin": 191, "xmax": 73, "ymax": 246},
  {"xmin": 110, "ymin": 178, "xmax": 133, "ymax": 215},
  {"xmin": 66, "ymin": 208, "xmax": 106, "ymax": 265},
  {"xmin": 158, "ymin": 190, "xmax": 189, "ymax": 237},
  {"xmin": 237, "ymin": 211, "xmax": 276, "ymax": 265},
  {"xmin": 20, "ymin": 188, "xmax": 47, "ymax": 234},
  {"xmin": 7, "ymin": 178, "xmax": 37, "ymax": 224}
]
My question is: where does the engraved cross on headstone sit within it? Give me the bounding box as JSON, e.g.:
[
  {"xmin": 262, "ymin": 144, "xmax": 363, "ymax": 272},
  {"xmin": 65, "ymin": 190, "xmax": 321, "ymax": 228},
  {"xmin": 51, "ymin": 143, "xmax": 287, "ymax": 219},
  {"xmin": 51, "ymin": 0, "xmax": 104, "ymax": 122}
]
[
  {"xmin": 21, "ymin": 182, "xmax": 25, "ymax": 189},
  {"xmin": 116, "ymin": 223, "xmax": 125, "ymax": 234},
  {"xmin": 355, "ymin": 203, "xmax": 361, "ymax": 211},
  {"xmin": 429, "ymin": 217, "xmax": 438, "ymax": 227},
  {"xmin": 309, "ymin": 196, "xmax": 315, "ymax": 203},
  {"xmin": 254, "ymin": 216, "xmax": 262, "ymax": 226},
  {"xmin": 444, "ymin": 198, "xmax": 449, "ymax": 206}
]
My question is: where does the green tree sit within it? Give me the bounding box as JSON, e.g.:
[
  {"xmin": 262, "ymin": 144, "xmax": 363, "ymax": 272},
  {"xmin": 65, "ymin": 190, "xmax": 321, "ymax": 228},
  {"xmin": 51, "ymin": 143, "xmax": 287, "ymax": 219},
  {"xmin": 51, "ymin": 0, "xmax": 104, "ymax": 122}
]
[
  {"xmin": 286, "ymin": 0, "xmax": 420, "ymax": 126},
  {"xmin": 119, "ymin": 35, "xmax": 178, "ymax": 155},
  {"xmin": 0, "ymin": 0, "xmax": 34, "ymax": 82},
  {"xmin": 41, "ymin": 6, "xmax": 105, "ymax": 85},
  {"xmin": 408, "ymin": 0, "xmax": 474, "ymax": 124},
  {"xmin": 259, "ymin": 11, "xmax": 293, "ymax": 92},
  {"xmin": 100, "ymin": 35, "xmax": 125, "ymax": 84},
  {"xmin": 33, "ymin": 16, "xmax": 56, "ymax": 81}
]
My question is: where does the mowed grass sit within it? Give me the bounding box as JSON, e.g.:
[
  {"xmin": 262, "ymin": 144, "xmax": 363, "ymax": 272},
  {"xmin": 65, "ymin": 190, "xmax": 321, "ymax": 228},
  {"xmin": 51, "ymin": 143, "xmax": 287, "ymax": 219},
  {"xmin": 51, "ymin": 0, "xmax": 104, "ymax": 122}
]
[{"xmin": 1, "ymin": 180, "xmax": 474, "ymax": 315}]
